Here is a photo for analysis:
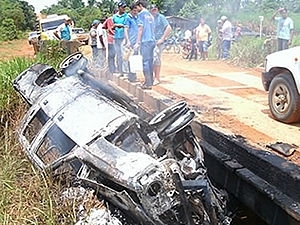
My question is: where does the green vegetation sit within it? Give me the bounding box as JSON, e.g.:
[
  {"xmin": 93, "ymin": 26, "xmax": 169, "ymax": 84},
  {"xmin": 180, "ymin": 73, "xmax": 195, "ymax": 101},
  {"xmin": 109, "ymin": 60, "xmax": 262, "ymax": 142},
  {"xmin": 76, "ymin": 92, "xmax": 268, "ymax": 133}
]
[
  {"xmin": 0, "ymin": 0, "xmax": 36, "ymax": 41},
  {"xmin": 0, "ymin": 48, "xmax": 71, "ymax": 224}
]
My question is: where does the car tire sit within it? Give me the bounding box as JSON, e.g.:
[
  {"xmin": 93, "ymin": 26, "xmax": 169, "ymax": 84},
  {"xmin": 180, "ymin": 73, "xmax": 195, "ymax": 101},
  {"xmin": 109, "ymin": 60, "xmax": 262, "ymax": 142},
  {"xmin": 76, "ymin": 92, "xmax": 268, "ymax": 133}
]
[
  {"xmin": 149, "ymin": 101, "xmax": 188, "ymax": 133},
  {"xmin": 268, "ymin": 73, "xmax": 300, "ymax": 123}
]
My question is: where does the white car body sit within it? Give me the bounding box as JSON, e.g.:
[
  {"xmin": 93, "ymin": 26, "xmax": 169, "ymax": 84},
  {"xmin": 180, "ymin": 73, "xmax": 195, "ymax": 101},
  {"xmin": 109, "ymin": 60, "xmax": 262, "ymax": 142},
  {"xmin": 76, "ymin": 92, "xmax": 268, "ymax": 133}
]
[{"xmin": 262, "ymin": 46, "xmax": 300, "ymax": 123}]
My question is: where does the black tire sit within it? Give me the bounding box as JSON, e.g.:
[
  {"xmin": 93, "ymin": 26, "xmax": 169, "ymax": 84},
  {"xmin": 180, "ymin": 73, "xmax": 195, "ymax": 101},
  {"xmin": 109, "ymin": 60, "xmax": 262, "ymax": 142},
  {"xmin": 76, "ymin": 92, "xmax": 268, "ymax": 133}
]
[
  {"xmin": 59, "ymin": 52, "xmax": 88, "ymax": 76},
  {"xmin": 159, "ymin": 110, "xmax": 195, "ymax": 138},
  {"xmin": 149, "ymin": 101, "xmax": 187, "ymax": 126},
  {"xmin": 268, "ymin": 73, "xmax": 300, "ymax": 123}
]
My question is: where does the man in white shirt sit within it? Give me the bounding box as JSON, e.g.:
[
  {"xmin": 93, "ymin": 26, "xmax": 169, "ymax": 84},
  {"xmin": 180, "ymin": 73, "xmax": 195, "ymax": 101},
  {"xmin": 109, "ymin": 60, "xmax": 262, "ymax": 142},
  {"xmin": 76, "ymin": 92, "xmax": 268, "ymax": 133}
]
[
  {"xmin": 219, "ymin": 15, "xmax": 233, "ymax": 60},
  {"xmin": 96, "ymin": 19, "xmax": 108, "ymax": 68}
]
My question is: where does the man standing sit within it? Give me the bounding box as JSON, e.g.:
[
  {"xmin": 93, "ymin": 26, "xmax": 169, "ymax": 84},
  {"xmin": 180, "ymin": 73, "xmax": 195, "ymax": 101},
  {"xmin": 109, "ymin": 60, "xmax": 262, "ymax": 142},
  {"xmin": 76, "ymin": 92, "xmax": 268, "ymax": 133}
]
[
  {"xmin": 150, "ymin": 4, "xmax": 172, "ymax": 85},
  {"xmin": 103, "ymin": 10, "xmax": 117, "ymax": 73},
  {"xmin": 135, "ymin": 0, "xmax": 156, "ymax": 90},
  {"xmin": 216, "ymin": 20, "xmax": 223, "ymax": 59},
  {"xmin": 271, "ymin": 7, "xmax": 294, "ymax": 51},
  {"xmin": 124, "ymin": 3, "xmax": 139, "ymax": 82},
  {"xmin": 195, "ymin": 17, "xmax": 212, "ymax": 60},
  {"xmin": 219, "ymin": 16, "xmax": 233, "ymax": 60},
  {"xmin": 113, "ymin": 2, "xmax": 127, "ymax": 75},
  {"xmin": 89, "ymin": 20, "xmax": 99, "ymax": 64},
  {"xmin": 96, "ymin": 19, "xmax": 107, "ymax": 68},
  {"xmin": 53, "ymin": 16, "xmax": 72, "ymax": 41}
]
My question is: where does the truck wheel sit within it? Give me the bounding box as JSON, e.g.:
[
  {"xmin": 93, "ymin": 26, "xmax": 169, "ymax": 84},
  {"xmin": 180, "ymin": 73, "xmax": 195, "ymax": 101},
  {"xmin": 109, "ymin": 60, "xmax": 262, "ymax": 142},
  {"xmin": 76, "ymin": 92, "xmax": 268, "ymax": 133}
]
[{"xmin": 268, "ymin": 73, "xmax": 300, "ymax": 123}]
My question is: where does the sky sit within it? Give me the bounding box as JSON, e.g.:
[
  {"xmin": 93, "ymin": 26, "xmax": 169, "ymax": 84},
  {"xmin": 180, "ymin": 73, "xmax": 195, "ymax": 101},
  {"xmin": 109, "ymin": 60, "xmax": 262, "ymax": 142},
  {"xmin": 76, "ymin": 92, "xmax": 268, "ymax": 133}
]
[
  {"xmin": 25, "ymin": 0, "xmax": 59, "ymax": 12},
  {"xmin": 25, "ymin": 0, "xmax": 88, "ymax": 12}
]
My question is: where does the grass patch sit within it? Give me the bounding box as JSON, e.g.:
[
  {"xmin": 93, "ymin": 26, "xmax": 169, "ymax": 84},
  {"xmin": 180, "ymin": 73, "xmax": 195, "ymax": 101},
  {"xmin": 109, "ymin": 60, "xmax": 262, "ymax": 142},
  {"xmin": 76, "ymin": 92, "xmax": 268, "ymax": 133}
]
[{"xmin": 0, "ymin": 48, "xmax": 71, "ymax": 224}]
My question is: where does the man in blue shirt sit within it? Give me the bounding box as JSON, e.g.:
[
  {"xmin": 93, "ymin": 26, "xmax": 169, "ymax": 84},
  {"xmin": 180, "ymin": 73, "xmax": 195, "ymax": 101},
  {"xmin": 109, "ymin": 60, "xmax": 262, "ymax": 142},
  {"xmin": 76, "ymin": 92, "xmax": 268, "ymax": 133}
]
[
  {"xmin": 113, "ymin": 1, "xmax": 127, "ymax": 75},
  {"xmin": 53, "ymin": 16, "xmax": 72, "ymax": 41},
  {"xmin": 124, "ymin": 3, "xmax": 139, "ymax": 82},
  {"xmin": 135, "ymin": 0, "xmax": 156, "ymax": 90},
  {"xmin": 150, "ymin": 4, "xmax": 171, "ymax": 85}
]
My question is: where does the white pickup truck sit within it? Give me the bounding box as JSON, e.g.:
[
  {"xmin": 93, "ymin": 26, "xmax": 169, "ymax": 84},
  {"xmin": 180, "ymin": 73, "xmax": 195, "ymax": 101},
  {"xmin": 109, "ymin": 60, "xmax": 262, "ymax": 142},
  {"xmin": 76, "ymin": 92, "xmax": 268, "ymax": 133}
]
[{"xmin": 262, "ymin": 46, "xmax": 300, "ymax": 123}]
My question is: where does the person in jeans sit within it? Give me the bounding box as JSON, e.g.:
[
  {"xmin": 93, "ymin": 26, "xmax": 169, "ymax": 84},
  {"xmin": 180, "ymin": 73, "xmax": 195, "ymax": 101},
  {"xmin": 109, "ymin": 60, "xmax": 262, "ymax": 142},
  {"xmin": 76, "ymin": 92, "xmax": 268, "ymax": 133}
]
[
  {"xmin": 113, "ymin": 1, "xmax": 127, "ymax": 75},
  {"xmin": 124, "ymin": 3, "xmax": 139, "ymax": 82},
  {"xmin": 135, "ymin": 0, "xmax": 156, "ymax": 90},
  {"xmin": 188, "ymin": 30, "xmax": 198, "ymax": 61},
  {"xmin": 271, "ymin": 7, "xmax": 294, "ymax": 51},
  {"xmin": 219, "ymin": 16, "xmax": 233, "ymax": 60}
]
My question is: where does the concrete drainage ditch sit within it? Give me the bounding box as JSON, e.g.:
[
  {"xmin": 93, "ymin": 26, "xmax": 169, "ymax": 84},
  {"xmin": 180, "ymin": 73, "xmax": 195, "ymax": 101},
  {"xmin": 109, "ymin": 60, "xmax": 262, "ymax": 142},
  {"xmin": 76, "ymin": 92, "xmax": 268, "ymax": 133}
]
[{"xmin": 105, "ymin": 69, "xmax": 300, "ymax": 225}]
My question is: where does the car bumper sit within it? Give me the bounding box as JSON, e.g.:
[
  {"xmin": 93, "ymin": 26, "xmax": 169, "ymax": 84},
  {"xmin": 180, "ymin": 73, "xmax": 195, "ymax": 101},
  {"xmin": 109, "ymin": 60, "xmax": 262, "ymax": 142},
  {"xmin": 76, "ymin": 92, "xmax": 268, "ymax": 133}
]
[{"xmin": 262, "ymin": 71, "xmax": 272, "ymax": 91}]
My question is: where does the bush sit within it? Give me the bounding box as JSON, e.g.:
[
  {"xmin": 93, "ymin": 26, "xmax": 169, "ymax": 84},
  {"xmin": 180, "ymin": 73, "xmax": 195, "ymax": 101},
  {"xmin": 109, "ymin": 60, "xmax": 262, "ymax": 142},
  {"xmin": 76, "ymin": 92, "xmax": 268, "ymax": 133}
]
[
  {"xmin": 230, "ymin": 37, "xmax": 269, "ymax": 67},
  {"xmin": 0, "ymin": 19, "xmax": 18, "ymax": 41}
]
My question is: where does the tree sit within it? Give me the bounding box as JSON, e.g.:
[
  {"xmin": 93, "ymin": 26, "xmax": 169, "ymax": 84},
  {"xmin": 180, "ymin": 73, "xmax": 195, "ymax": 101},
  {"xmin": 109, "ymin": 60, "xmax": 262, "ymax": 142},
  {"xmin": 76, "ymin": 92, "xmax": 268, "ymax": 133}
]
[
  {"xmin": 87, "ymin": 0, "xmax": 97, "ymax": 7},
  {"xmin": 178, "ymin": 0, "xmax": 202, "ymax": 21},
  {"xmin": 18, "ymin": 1, "xmax": 36, "ymax": 31},
  {"xmin": 57, "ymin": 0, "xmax": 85, "ymax": 9},
  {"xmin": 0, "ymin": 18, "xmax": 18, "ymax": 40}
]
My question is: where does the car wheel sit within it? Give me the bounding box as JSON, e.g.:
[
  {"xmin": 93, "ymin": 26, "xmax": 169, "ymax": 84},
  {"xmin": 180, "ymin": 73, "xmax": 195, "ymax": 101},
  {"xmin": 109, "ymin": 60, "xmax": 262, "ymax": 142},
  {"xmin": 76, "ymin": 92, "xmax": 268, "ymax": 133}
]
[
  {"xmin": 149, "ymin": 101, "xmax": 188, "ymax": 133},
  {"xmin": 159, "ymin": 110, "xmax": 195, "ymax": 138},
  {"xmin": 268, "ymin": 73, "xmax": 300, "ymax": 123},
  {"xmin": 59, "ymin": 52, "xmax": 88, "ymax": 76}
]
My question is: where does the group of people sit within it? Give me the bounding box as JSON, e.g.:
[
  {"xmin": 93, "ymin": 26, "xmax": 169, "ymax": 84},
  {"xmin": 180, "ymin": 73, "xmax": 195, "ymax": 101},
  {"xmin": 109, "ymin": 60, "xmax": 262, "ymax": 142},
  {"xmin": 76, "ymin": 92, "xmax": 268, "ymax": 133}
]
[
  {"xmin": 185, "ymin": 15, "xmax": 232, "ymax": 61},
  {"xmin": 88, "ymin": 1, "xmax": 171, "ymax": 90},
  {"xmin": 52, "ymin": 4, "xmax": 294, "ymax": 80}
]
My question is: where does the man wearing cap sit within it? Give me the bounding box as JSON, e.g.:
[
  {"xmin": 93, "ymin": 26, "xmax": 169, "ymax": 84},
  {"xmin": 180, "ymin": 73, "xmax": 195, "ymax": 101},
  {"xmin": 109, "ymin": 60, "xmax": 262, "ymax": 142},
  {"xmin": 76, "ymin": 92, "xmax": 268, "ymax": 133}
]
[
  {"xmin": 53, "ymin": 17, "xmax": 72, "ymax": 41},
  {"xmin": 135, "ymin": 0, "xmax": 156, "ymax": 90},
  {"xmin": 150, "ymin": 4, "xmax": 172, "ymax": 85},
  {"xmin": 90, "ymin": 20, "xmax": 99, "ymax": 64},
  {"xmin": 219, "ymin": 15, "xmax": 233, "ymax": 60},
  {"xmin": 113, "ymin": 1, "xmax": 128, "ymax": 75}
]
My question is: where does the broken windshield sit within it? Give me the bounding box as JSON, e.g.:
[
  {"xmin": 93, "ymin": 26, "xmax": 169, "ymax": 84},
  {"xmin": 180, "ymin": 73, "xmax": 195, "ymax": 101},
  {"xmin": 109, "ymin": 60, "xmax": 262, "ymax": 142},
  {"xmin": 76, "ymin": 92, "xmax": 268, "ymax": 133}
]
[
  {"xmin": 41, "ymin": 19, "xmax": 65, "ymax": 31},
  {"xmin": 37, "ymin": 124, "xmax": 76, "ymax": 165}
]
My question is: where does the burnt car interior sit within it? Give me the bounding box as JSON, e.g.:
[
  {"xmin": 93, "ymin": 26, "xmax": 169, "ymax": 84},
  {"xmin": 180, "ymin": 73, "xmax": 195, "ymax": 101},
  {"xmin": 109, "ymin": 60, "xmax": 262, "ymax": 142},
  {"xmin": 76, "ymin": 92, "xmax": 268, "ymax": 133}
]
[{"xmin": 13, "ymin": 52, "xmax": 232, "ymax": 225}]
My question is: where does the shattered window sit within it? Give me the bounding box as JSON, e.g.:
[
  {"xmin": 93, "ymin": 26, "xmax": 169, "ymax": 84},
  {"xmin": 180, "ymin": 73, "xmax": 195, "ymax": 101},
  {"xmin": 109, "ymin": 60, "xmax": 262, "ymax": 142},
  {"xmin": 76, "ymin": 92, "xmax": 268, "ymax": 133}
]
[
  {"xmin": 23, "ymin": 109, "xmax": 49, "ymax": 144},
  {"xmin": 53, "ymin": 159, "xmax": 82, "ymax": 177},
  {"xmin": 37, "ymin": 124, "xmax": 76, "ymax": 165}
]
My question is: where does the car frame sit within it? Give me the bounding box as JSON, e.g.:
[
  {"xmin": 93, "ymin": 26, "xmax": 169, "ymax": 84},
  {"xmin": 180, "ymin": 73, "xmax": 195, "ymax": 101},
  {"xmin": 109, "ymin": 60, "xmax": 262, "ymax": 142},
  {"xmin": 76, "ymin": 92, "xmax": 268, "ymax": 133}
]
[
  {"xmin": 262, "ymin": 46, "xmax": 300, "ymax": 123},
  {"xmin": 13, "ymin": 53, "xmax": 231, "ymax": 224}
]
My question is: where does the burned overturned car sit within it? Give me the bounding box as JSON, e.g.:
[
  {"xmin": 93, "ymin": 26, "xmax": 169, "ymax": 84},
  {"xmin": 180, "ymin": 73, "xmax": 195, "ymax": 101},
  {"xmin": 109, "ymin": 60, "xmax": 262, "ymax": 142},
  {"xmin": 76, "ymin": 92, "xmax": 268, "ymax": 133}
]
[{"xmin": 13, "ymin": 53, "xmax": 231, "ymax": 225}]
